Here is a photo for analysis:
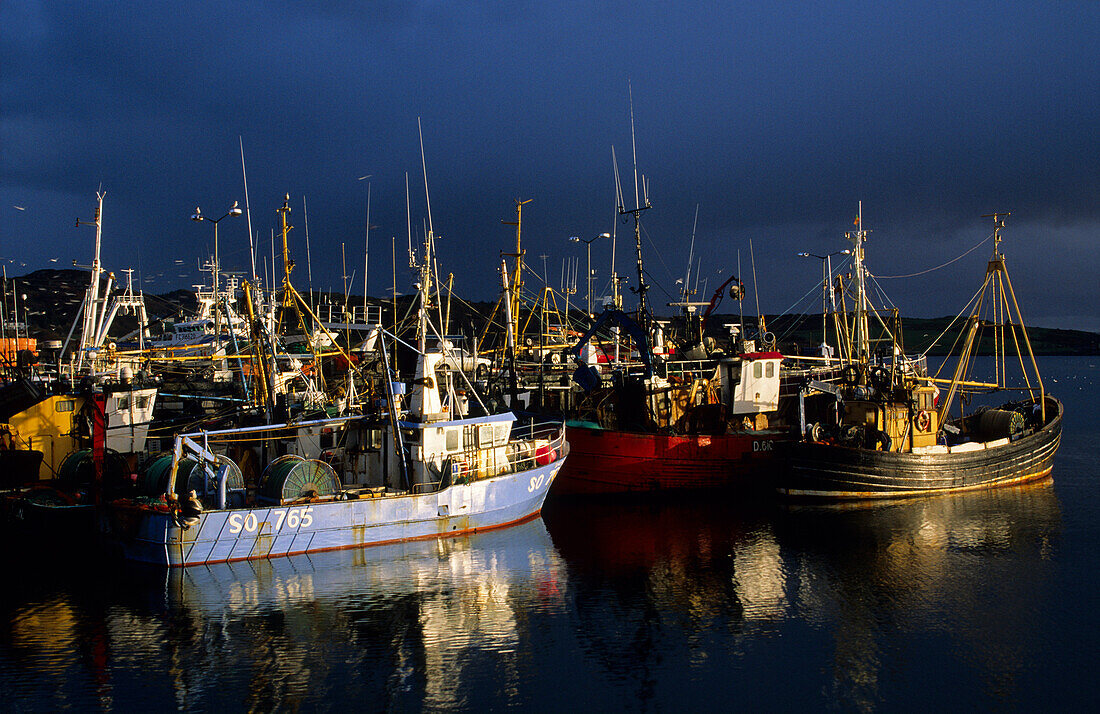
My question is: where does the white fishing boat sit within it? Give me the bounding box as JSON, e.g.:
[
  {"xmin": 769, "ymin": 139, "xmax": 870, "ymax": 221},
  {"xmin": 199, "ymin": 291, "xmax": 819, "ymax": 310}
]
[{"xmin": 107, "ymin": 193, "xmax": 568, "ymax": 566}]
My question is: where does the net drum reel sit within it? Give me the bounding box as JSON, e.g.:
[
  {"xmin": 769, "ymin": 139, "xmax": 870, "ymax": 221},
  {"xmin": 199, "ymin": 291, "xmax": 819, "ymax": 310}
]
[
  {"xmin": 140, "ymin": 452, "xmax": 246, "ymax": 507},
  {"xmin": 58, "ymin": 448, "xmax": 129, "ymax": 489},
  {"xmin": 258, "ymin": 455, "xmax": 342, "ymax": 504}
]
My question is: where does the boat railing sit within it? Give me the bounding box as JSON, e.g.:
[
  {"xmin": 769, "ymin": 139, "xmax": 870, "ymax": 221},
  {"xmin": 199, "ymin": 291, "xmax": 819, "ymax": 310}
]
[
  {"xmin": 510, "ymin": 419, "xmax": 567, "ymax": 444},
  {"xmin": 664, "ymin": 359, "xmax": 718, "ymax": 381},
  {"xmin": 881, "ymin": 353, "xmax": 927, "ymax": 376},
  {"xmin": 435, "ymin": 420, "xmax": 567, "ymax": 486}
]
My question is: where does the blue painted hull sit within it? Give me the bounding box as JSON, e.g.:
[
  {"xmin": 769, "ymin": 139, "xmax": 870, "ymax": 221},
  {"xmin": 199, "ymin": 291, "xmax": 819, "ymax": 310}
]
[{"xmin": 114, "ymin": 458, "xmax": 563, "ymax": 567}]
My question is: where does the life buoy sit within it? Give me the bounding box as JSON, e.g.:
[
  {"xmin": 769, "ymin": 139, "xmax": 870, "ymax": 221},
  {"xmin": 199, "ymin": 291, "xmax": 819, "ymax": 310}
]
[
  {"xmin": 915, "ymin": 410, "xmax": 931, "ymax": 431},
  {"xmin": 534, "ymin": 445, "xmax": 557, "ymax": 466}
]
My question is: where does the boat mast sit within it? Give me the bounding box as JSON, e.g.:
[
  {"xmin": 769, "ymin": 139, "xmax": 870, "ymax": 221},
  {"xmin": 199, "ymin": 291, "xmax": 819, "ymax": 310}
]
[
  {"xmin": 621, "ymin": 189, "xmax": 651, "ymax": 329},
  {"xmin": 502, "ymin": 198, "xmax": 532, "ymax": 346},
  {"xmin": 276, "ymin": 194, "xmax": 296, "ymax": 335},
  {"xmin": 845, "ymin": 201, "xmax": 871, "ymax": 364},
  {"xmin": 983, "ymin": 212, "xmax": 1046, "ymax": 421},
  {"xmin": 414, "ymin": 227, "xmax": 433, "ymax": 355},
  {"xmin": 75, "ymin": 191, "xmax": 106, "ymax": 372},
  {"xmin": 417, "ymin": 118, "xmax": 435, "ymax": 356},
  {"xmin": 618, "ymin": 85, "xmax": 652, "ymax": 331}
]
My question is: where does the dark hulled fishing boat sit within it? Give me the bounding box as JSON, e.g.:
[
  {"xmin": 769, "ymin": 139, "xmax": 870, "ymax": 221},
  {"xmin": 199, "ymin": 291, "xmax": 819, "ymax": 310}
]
[
  {"xmin": 777, "ymin": 210, "xmax": 1062, "ymax": 498},
  {"xmin": 780, "ymin": 396, "xmax": 1061, "ymax": 497}
]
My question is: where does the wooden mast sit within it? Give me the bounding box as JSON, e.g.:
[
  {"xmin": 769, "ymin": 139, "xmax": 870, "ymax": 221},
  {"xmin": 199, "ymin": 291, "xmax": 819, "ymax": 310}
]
[{"xmin": 501, "ymin": 198, "xmax": 532, "ymax": 347}]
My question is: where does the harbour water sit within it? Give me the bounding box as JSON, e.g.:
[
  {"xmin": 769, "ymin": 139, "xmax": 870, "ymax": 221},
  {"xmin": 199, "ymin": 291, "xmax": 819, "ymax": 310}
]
[{"xmin": 1, "ymin": 356, "xmax": 1096, "ymax": 711}]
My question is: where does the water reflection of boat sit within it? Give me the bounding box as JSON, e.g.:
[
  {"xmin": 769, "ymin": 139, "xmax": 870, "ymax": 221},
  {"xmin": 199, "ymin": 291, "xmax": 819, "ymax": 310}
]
[
  {"xmin": 159, "ymin": 517, "xmax": 566, "ymax": 710},
  {"xmin": 771, "ymin": 479, "xmax": 1062, "ymax": 710},
  {"xmin": 164, "ymin": 516, "xmax": 563, "ymax": 611},
  {"xmin": 0, "ymin": 518, "xmax": 566, "ymax": 711},
  {"xmin": 543, "ymin": 493, "xmax": 791, "ymax": 675}
]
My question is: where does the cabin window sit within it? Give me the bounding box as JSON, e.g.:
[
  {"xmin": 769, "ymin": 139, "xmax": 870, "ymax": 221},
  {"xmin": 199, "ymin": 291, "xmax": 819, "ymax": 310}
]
[
  {"xmin": 765, "ymin": 362, "xmax": 774, "ymax": 378},
  {"xmin": 367, "ymin": 428, "xmax": 383, "ymax": 450},
  {"xmin": 55, "ymin": 400, "xmax": 75, "ymax": 413},
  {"xmin": 446, "ymin": 429, "xmax": 460, "ymax": 451},
  {"xmin": 495, "ymin": 423, "xmax": 508, "ymax": 444},
  {"xmin": 136, "ymin": 395, "xmax": 151, "ymax": 409},
  {"xmin": 117, "ymin": 397, "xmax": 130, "ymax": 410},
  {"xmin": 754, "ymin": 362, "xmax": 762, "ymax": 379},
  {"xmin": 477, "ymin": 423, "xmax": 494, "ymax": 447},
  {"xmin": 464, "ymin": 426, "xmax": 475, "ymax": 449}
]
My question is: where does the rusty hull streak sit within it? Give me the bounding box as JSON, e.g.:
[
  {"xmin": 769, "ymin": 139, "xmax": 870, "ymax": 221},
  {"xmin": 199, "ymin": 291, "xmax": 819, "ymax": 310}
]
[{"xmin": 163, "ymin": 510, "xmax": 546, "ymax": 567}]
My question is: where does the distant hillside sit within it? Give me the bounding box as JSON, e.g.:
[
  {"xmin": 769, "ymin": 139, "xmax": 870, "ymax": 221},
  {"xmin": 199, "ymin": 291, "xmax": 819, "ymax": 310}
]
[
  {"xmin": 4, "ymin": 269, "xmax": 1098, "ymax": 355},
  {"xmin": 0, "ymin": 269, "xmax": 202, "ymax": 342},
  {"xmin": 0, "ymin": 269, "xmax": 498, "ymax": 349},
  {"xmin": 723, "ymin": 313, "xmax": 1100, "ymax": 356}
]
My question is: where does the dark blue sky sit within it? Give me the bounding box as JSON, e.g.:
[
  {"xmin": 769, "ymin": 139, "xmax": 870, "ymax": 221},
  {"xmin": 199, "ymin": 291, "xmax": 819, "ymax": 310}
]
[{"xmin": 2, "ymin": 1, "xmax": 1098, "ymax": 329}]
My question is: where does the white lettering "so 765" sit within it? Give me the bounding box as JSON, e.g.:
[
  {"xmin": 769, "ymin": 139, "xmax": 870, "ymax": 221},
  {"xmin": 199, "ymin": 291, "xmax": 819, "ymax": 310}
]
[{"xmin": 227, "ymin": 507, "xmax": 314, "ymax": 535}]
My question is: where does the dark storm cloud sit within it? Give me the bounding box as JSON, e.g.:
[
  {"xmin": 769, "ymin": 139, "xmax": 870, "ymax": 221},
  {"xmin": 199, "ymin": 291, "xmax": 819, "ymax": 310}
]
[{"xmin": 1, "ymin": 1, "xmax": 1097, "ymax": 328}]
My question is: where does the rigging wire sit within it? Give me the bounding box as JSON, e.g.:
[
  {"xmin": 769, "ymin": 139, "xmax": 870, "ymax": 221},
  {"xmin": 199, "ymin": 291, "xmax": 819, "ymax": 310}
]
[
  {"xmin": 920, "ymin": 280, "xmax": 988, "ymax": 362},
  {"xmin": 875, "ymin": 232, "xmax": 992, "ymax": 279}
]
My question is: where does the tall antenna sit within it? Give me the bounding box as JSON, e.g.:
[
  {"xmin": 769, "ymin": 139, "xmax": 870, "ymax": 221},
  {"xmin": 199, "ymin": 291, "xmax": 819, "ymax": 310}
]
[
  {"xmin": 681, "ymin": 204, "xmax": 699, "ymax": 302},
  {"xmin": 364, "ymin": 182, "xmax": 371, "ymax": 315},
  {"xmin": 405, "ymin": 172, "xmax": 414, "ymax": 268},
  {"xmin": 239, "ymin": 137, "xmax": 256, "ymax": 282},
  {"xmin": 612, "ymin": 145, "xmax": 625, "ymax": 213},
  {"xmin": 750, "ymin": 238, "xmax": 763, "ymax": 336},
  {"xmin": 341, "ymin": 241, "xmax": 347, "ymax": 303},
  {"xmin": 303, "ymin": 195, "xmax": 313, "ymax": 293},
  {"xmin": 629, "ymin": 80, "xmax": 640, "ymax": 211},
  {"xmin": 619, "ymin": 84, "xmax": 652, "ymax": 329},
  {"xmin": 418, "ymin": 117, "xmax": 433, "ymax": 236},
  {"xmin": 609, "ymin": 165, "xmax": 620, "ymax": 309}
]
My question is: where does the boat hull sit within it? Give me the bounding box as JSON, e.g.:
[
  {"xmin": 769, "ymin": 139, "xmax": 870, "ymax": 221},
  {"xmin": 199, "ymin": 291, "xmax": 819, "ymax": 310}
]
[
  {"xmin": 777, "ymin": 397, "xmax": 1063, "ymax": 499},
  {"xmin": 552, "ymin": 425, "xmax": 785, "ymax": 495},
  {"xmin": 110, "ymin": 458, "xmax": 564, "ymax": 567},
  {"xmin": 0, "ymin": 491, "xmax": 94, "ymax": 538}
]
